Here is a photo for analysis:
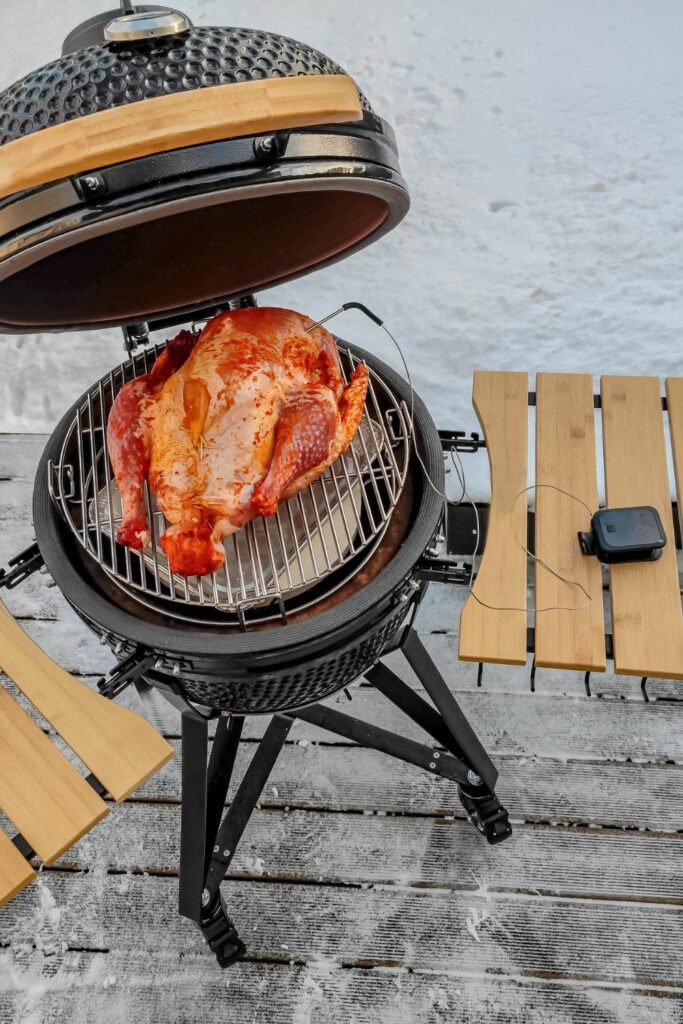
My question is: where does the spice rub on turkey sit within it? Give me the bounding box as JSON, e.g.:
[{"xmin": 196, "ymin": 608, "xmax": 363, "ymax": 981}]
[{"xmin": 107, "ymin": 307, "xmax": 369, "ymax": 577}]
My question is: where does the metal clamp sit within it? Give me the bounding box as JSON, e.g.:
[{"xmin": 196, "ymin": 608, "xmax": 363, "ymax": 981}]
[{"xmin": 0, "ymin": 543, "xmax": 44, "ymax": 590}]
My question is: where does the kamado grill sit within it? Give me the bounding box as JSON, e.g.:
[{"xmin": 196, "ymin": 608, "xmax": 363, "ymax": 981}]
[{"xmin": 0, "ymin": 2, "xmax": 511, "ymax": 968}]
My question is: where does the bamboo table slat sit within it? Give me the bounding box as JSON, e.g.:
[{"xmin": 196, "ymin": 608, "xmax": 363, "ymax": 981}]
[
  {"xmin": 535, "ymin": 373, "xmax": 605, "ymax": 671},
  {"xmin": 665, "ymin": 377, "xmax": 683, "ymax": 541},
  {"xmin": 0, "ymin": 685, "xmax": 108, "ymax": 864},
  {"xmin": 459, "ymin": 371, "xmax": 528, "ymax": 665},
  {"xmin": 601, "ymin": 376, "xmax": 683, "ymax": 679},
  {"xmin": 0, "ymin": 598, "xmax": 174, "ymax": 802}
]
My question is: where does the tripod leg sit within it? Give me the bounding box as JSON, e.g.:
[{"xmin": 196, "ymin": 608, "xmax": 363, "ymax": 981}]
[
  {"xmin": 401, "ymin": 629, "xmax": 497, "ymax": 791},
  {"xmin": 203, "ymin": 714, "xmax": 293, "ymax": 897},
  {"xmin": 179, "ymin": 709, "xmax": 209, "ymax": 922},
  {"xmin": 204, "ymin": 715, "xmax": 244, "ymax": 876}
]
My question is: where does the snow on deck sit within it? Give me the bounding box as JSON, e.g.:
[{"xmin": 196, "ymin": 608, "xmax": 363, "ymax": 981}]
[{"xmin": 0, "ymin": 435, "xmax": 682, "ymax": 1022}]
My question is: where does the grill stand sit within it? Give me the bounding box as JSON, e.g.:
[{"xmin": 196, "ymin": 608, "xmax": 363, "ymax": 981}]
[{"xmin": 173, "ymin": 626, "xmax": 510, "ymax": 969}]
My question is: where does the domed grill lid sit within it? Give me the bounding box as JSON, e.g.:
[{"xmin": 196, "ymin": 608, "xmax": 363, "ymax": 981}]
[{"xmin": 0, "ymin": 4, "xmax": 409, "ymax": 334}]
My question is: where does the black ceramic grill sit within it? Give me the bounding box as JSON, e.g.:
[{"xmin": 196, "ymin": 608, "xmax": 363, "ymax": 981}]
[{"xmin": 0, "ymin": 1, "xmax": 512, "ymax": 971}]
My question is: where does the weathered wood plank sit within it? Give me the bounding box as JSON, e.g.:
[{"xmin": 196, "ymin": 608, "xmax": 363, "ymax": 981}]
[
  {"xmin": 601, "ymin": 376, "xmax": 683, "ymax": 678},
  {"xmin": 131, "ymin": 741, "xmax": 683, "ymax": 832},
  {"xmin": 10, "ymin": 669, "xmax": 677, "ymax": 766},
  {"xmin": 1, "ymin": 950, "xmax": 678, "ymax": 1024},
  {"xmin": 52, "ymin": 803, "xmax": 683, "ymax": 903},
  {"xmin": 535, "ymin": 373, "xmax": 605, "ymax": 671},
  {"xmin": 3, "ymin": 872, "xmax": 682, "ymax": 986},
  {"xmin": 459, "ymin": 371, "xmax": 528, "ymax": 665}
]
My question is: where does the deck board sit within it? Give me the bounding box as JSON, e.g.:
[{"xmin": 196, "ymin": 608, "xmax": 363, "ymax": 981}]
[{"xmin": 1, "ymin": 432, "xmax": 682, "ymax": 1022}]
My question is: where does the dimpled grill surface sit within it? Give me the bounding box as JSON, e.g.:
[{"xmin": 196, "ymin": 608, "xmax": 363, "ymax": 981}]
[{"xmin": 0, "ymin": 25, "xmax": 372, "ymax": 147}]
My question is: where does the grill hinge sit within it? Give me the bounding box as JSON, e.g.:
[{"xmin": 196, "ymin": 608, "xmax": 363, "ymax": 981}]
[
  {"xmin": 97, "ymin": 650, "xmax": 157, "ymax": 699},
  {"xmin": 416, "ymin": 558, "xmax": 473, "ymax": 585},
  {"xmin": 0, "ymin": 543, "xmax": 45, "ymax": 590},
  {"xmin": 439, "ymin": 429, "xmax": 486, "ymax": 453}
]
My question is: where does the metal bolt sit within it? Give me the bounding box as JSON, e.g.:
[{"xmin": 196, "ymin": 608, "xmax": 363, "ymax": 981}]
[
  {"xmin": 201, "ymin": 888, "xmax": 211, "ymax": 908},
  {"xmin": 172, "ymin": 664, "xmax": 181, "ymax": 676},
  {"xmin": 154, "ymin": 659, "xmax": 163, "ymax": 671},
  {"xmin": 408, "ymin": 580, "xmax": 421, "ymax": 592},
  {"xmin": 429, "ymin": 762, "xmax": 436, "ymax": 769},
  {"xmin": 39, "ymin": 564, "xmax": 50, "ymax": 575},
  {"xmin": 213, "ymin": 845, "xmax": 219, "ymax": 853},
  {"xmin": 433, "ymin": 752, "xmax": 440, "ymax": 759},
  {"xmin": 260, "ymin": 137, "xmax": 274, "ymax": 152},
  {"xmin": 398, "ymin": 592, "xmax": 409, "ymax": 604},
  {"xmin": 467, "ymin": 769, "xmax": 482, "ymax": 787},
  {"xmin": 45, "ymin": 576, "xmax": 56, "ymax": 588},
  {"xmin": 83, "ymin": 175, "xmax": 101, "ymax": 192},
  {"xmin": 222, "ymin": 849, "xmax": 231, "ymax": 858}
]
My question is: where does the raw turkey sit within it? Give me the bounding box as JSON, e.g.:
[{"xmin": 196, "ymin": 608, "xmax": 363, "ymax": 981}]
[{"xmin": 107, "ymin": 307, "xmax": 369, "ymax": 577}]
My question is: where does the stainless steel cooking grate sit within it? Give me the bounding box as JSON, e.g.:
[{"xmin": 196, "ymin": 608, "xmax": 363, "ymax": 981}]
[{"xmin": 48, "ymin": 340, "xmax": 410, "ymax": 627}]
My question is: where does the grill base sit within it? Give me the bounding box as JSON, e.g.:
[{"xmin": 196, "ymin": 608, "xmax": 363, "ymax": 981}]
[{"xmin": 178, "ymin": 627, "xmax": 510, "ymax": 970}]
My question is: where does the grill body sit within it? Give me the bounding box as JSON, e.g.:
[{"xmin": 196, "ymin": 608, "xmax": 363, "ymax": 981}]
[{"xmin": 34, "ymin": 343, "xmax": 444, "ymax": 713}]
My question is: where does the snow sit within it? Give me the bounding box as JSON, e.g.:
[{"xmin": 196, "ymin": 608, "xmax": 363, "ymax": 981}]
[{"xmin": 2, "ymin": 0, "xmax": 682, "ymax": 497}]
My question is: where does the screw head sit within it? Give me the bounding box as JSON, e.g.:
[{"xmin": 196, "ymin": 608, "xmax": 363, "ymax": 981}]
[
  {"xmin": 467, "ymin": 769, "xmax": 482, "ymax": 787},
  {"xmin": 83, "ymin": 175, "xmax": 101, "ymax": 192},
  {"xmin": 201, "ymin": 888, "xmax": 211, "ymax": 908}
]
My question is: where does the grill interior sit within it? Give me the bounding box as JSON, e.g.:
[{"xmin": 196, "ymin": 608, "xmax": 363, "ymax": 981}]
[{"xmin": 48, "ymin": 339, "xmax": 410, "ymax": 628}]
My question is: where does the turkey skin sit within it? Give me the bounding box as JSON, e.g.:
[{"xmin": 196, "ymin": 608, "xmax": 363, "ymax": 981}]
[{"xmin": 107, "ymin": 307, "xmax": 369, "ymax": 577}]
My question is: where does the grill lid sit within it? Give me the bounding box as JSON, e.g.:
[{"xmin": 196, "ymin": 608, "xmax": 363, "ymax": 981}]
[{"xmin": 0, "ymin": 5, "xmax": 408, "ymax": 334}]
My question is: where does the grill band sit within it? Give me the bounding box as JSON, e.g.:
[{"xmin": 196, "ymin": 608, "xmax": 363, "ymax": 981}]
[{"xmin": 0, "ymin": 74, "xmax": 362, "ymax": 202}]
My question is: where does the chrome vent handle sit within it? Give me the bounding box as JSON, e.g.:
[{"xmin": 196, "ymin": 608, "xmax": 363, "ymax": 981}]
[{"xmin": 105, "ymin": 9, "xmax": 192, "ymax": 42}]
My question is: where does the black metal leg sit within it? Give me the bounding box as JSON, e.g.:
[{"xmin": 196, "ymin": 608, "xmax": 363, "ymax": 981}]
[
  {"xmin": 203, "ymin": 714, "xmax": 294, "ymax": 897},
  {"xmin": 179, "ymin": 709, "xmax": 209, "ymax": 922},
  {"xmin": 293, "ymin": 703, "xmax": 472, "ymax": 785},
  {"xmin": 365, "ymin": 660, "xmax": 468, "ymax": 757},
  {"xmin": 204, "ymin": 715, "xmax": 244, "ymax": 876},
  {"xmin": 401, "ymin": 629, "xmax": 498, "ymax": 791}
]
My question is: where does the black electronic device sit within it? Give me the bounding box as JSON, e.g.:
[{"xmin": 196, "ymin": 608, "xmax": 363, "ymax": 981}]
[{"xmin": 578, "ymin": 506, "xmax": 666, "ymax": 564}]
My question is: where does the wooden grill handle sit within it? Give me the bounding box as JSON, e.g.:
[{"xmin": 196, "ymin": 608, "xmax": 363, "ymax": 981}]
[{"xmin": 0, "ymin": 74, "xmax": 363, "ymax": 202}]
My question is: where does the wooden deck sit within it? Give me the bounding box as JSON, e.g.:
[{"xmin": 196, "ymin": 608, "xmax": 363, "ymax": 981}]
[{"xmin": 0, "ymin": 433, "xmax": 682, "ymax": 1022}]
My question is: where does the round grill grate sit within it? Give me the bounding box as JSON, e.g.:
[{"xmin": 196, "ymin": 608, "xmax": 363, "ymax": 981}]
[{"xmin": 48, "ymin": 337, "xmax": 411, "ymax": 629}]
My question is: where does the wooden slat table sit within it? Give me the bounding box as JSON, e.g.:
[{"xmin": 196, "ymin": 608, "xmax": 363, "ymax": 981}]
[
  {"xmin": 460, "ymin": 371, "xmax": 683, "ymax": 679},
  {"xmin": 0, "ymin": 597, "xmax": 174, "ymax": 906}
]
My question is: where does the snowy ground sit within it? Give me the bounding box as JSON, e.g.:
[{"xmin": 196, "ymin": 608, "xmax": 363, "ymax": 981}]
[{"xmin": 2, "ymin": 0, "xmax": 683, "ymax": 494}]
